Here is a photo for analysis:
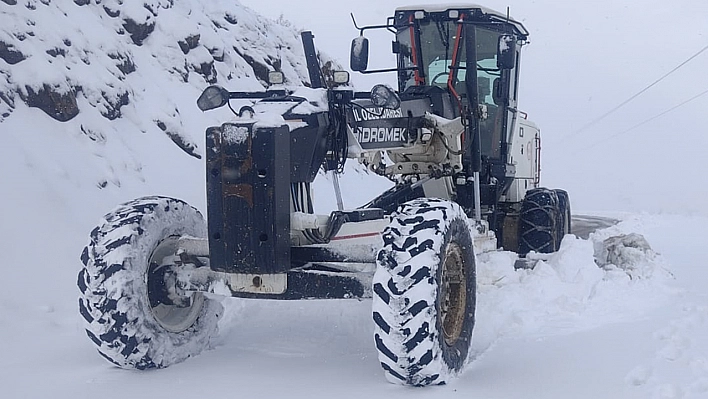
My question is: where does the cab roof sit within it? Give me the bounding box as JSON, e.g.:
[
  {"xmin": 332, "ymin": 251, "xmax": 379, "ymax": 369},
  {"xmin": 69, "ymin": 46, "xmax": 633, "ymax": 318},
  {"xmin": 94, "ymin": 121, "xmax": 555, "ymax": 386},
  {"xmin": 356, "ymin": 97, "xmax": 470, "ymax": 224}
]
[{"xmin": 394, "ymin": 3, "xmax": 528, "ymax": 37}]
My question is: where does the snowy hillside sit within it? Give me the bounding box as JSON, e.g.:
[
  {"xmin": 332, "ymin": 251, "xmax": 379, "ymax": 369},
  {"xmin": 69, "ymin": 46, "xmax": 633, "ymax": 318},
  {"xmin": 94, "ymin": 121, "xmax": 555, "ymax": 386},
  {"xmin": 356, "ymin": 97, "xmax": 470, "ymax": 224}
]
[
  {"xmin": 1, "ymin": 1, "xmax": 708, "ymax": 398},
  {"xmin": 0, "ymin": 0, "xmax": 320, "ymax": 210}
]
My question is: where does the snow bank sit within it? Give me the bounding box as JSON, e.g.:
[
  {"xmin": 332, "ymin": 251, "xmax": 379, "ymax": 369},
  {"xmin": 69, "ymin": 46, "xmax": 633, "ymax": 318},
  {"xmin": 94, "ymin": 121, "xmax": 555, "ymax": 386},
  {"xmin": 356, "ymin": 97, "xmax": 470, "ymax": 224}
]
[{"xmin": 472, "ymin": 220, "xmax": 674, "ymax": 359}]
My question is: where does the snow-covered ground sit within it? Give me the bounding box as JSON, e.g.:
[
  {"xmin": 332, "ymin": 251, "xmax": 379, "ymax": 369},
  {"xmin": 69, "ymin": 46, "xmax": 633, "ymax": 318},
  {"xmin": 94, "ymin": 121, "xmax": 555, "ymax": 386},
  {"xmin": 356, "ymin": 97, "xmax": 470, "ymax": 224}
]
[
  {"xmin": 3, "ymin": 198, "xmax": 707, "ymax": 398},
  {"xmin": 1, "ymin": 0, "xmax": 707, "ymax": 398}
]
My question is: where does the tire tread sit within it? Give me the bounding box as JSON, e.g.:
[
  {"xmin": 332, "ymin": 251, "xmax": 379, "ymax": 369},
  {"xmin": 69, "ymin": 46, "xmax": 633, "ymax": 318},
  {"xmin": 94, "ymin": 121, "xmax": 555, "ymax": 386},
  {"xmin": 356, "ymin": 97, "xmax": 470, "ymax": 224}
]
[{"xmin": 373, "ymin": 198, "xmax": 475, "ymax": 386}]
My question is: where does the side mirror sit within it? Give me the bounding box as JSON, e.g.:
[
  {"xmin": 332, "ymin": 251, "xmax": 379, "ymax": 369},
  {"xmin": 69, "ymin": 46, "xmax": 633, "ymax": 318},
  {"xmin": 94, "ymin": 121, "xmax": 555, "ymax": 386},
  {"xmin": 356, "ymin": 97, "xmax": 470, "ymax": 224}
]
[
  {"xmin": 350, "ymin": 36, "xmax": 369, "ymax": 72},
  {"xmin": 497, "ymin": 34, "xmax": 517, "ymax": 70},
  {"xmin": 197, "ymin": 85, "xmax": 230, "ymax": 111},
  {"xmin": 370, "ymin": 84, "xmax": 400, "ymax": 110}
]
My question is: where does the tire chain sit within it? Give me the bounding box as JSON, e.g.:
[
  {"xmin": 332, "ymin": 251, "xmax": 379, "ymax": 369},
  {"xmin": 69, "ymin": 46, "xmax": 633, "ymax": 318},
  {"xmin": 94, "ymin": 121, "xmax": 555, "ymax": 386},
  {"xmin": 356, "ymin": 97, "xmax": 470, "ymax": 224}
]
[{"xmin": 518, "ymin": 188, "xmax": 559, "ymax": 255}]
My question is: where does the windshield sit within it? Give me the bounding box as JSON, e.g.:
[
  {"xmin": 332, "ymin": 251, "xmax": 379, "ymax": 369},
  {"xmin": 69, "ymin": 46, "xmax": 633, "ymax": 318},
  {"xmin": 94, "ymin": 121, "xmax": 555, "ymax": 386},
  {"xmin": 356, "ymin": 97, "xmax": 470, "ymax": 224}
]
[
  {"xmin": 397, "ymin": 22, "xmax": 502, "ymax": 94},
  {"xmin": 396, "ymin": 19, "xmax": 459, "ymax": 90},
  {"xmin": 396, "ymin": 21, "xmax": 507, "ymax": 158}
]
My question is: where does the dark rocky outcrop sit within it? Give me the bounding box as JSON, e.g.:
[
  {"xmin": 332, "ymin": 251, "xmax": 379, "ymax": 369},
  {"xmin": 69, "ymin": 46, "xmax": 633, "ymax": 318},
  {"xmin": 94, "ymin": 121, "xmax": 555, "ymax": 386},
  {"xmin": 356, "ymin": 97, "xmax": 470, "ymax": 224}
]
[
  {"xmin": 103, "ymin": 5, "xmax": 120, "ymax": 18},
  {"xmin": 199, "ymin": 61, "xmax": 217, "ymax": 83},
  {"xmin": 224, "ymin": 13, "xmax": 238, "ymax": 25},
  {"xmin": 21, "ymin": 84, "xmax": 79, "ymax": 122},
  {"xmin": 234, "ymin": 47, "xmax": 270, "ymax": 83},
  {"xmin": 46, "ymin": 47, "xmax": 66, "ymax": 57},
  {"xmin": 80, "ymin": 124, "xmax": 106, "ymax": 143},
  {"xmin": 155, "ymin": 120, "xmax": 202, "ymax": 159},
  {"xmin": 178, "ymin": 34, "xmax": 200, "ymax": 55},
  {"xmin": 210, "ymin": 47, "xmax": 224, "ymax": 62},
  {"xmin": 122, "ymin": 17, "xmax": 155, "ymax": 46},
  {"xmin": 0, "ymin": 91, "xmax": 14, "ymax": 109},
  {"xmin": 0, "ymin": 41, "xmax": 26, "ymax": 64},
  {"xmin": 109, "ymin": 52, "xmax": 136, "ymax": 76},
  {"xmin": 100, "ymin": 90, "xmax": 129, "ymax": 120},
  {"xmin": 0, "ymin": 90, "xmax": 13, "ymax": 120}
]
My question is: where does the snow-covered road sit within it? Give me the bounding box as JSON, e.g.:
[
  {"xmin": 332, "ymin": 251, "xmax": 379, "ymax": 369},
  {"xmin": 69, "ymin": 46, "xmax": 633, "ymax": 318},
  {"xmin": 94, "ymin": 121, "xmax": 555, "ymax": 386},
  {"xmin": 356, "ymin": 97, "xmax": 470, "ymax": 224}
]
[{"xmin": 572, "ymin": 215, "xmax": 619, "ymax": 239}]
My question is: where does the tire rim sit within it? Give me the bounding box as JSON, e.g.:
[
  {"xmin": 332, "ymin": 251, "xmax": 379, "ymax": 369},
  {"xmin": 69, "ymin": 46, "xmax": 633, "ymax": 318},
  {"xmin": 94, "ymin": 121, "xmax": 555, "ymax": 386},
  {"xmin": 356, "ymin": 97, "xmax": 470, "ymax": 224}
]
[
  {"xmin": 147, "ymin": 236, "xmax": 204, "ymax": 333},
  {"xmin": 440, "ymin": 242, "xmax": 467, "ymax": 347}
]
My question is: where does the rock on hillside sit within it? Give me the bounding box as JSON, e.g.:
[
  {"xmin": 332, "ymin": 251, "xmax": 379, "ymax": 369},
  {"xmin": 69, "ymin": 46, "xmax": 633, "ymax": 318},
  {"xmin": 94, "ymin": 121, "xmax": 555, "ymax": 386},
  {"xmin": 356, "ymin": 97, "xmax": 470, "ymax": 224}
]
[{"xmin": 0, "ymin": 0, "xmax": 316, "ymax": 164}]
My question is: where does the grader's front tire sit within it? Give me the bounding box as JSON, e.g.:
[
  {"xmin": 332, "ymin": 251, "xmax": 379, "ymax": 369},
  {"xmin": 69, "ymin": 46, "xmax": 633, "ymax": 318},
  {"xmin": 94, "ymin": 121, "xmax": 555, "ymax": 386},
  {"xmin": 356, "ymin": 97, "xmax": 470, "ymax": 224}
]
[
  {"xmin": 373, "ymin": 198, "xmax": 476, "ymax": 386},
  {"xmin": 78, "ymin": 196, "xmax": 222, "ymax": 369}
]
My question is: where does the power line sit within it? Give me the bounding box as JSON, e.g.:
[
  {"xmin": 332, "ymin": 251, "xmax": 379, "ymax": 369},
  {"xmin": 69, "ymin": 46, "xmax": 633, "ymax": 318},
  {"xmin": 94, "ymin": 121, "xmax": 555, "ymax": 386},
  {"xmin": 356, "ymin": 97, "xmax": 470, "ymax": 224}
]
[
  {"xmin": 580, "ymin": 87, "xmax": 708, "ymax": 152},
  {"xmin": 571, "ymin": 43, "xmax": 708, "ymax": 135},
  {"xmin": 611, "ymin": 88, "xmax": 708, "ymax": 136}
]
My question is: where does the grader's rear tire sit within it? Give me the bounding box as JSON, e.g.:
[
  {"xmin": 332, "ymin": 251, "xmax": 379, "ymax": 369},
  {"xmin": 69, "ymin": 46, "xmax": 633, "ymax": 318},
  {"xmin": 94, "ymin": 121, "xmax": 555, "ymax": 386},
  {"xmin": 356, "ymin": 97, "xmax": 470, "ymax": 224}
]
[
  {"xmin": 78, "ymin": 196, "xmax": 222, "ymax": 369},
  {"xmin": 518, "ymin": 188, "xmax": 560, "ymax": 255},
  {"xmin": 554, "ymin": 189, "xmax": 571, "ymax": 245},
  {"xmin": 372, "ymin": 198, "xmax": 476, "ymax": 386}
]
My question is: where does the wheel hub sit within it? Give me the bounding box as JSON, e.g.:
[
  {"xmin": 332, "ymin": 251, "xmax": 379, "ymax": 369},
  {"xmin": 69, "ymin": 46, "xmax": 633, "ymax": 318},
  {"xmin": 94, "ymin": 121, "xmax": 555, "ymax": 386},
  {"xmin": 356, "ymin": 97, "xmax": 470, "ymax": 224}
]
[
  {"xmin": 440, "ymin": 242, "xmax": 467, "ymax": 347},
  {"xmin": 147, "ymin": 236, "xmax": 204, "ymax": 333}
]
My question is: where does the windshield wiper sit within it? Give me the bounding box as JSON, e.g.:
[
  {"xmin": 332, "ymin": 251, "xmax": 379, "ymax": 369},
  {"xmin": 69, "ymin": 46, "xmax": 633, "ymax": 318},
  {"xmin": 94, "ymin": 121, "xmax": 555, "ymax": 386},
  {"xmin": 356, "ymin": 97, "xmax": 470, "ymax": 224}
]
[{"xmin": 435, "ymin": 21, "xmax": 449, "ymax": 49}]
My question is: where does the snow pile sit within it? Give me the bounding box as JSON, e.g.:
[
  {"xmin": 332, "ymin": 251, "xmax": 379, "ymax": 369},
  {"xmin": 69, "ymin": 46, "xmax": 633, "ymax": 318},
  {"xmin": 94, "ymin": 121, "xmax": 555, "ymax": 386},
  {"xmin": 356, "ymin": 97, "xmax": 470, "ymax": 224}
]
[
  {"xmin": 472, "ymin": 222, "xmax": 674, "ymax": 358},
  {"xmin": 595, "ymin": 233, "xmax": 658, "ymax": 276}
]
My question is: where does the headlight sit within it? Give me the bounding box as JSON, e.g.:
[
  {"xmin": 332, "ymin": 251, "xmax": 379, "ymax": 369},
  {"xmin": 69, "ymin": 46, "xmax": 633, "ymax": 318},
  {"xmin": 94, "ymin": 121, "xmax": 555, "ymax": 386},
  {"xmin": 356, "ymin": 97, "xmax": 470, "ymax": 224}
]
[
  {"xmin": 268, "ymin": 71, "xmax": 284, "ymax": 85},
  {"xmin": 332, "ymin": 71, "xmax": 350, "ymax": 85}
]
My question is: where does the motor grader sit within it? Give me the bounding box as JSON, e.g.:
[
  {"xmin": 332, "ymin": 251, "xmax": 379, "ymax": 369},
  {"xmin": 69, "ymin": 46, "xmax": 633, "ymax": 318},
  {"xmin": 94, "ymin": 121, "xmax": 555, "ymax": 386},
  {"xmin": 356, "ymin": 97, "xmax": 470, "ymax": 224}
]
[{"xmin": 78, "ymin": 4, "xmax": 570, "ymax": 386}]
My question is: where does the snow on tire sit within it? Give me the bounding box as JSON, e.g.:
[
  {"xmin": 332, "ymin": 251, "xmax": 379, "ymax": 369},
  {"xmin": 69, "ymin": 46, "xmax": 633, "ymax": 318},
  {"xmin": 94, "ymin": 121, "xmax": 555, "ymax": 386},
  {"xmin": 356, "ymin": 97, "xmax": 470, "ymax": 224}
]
[
  {"xmin": 78, "ymin": 196, "xmax": 222, "ymax": 370},
  {"xmin": 373, "ymin": 198, "xmax": 476, "ymax": 386}
]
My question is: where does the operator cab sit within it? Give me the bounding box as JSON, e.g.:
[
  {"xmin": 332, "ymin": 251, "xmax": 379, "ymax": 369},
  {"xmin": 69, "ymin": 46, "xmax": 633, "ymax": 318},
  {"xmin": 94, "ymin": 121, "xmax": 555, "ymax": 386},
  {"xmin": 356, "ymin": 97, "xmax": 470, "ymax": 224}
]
[
  {"xmin": 352, "ymin": 4, "xmax": 528, "ymax": 162},
  {"xmin": 393, "ymin": 5, "xmax": 527, "ymax": 160}
]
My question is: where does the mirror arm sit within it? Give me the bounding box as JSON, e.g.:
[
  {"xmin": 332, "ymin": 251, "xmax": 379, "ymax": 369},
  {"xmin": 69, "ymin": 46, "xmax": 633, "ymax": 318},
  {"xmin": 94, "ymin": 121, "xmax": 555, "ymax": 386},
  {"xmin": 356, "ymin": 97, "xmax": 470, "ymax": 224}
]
[
  {"xmin": 350, "ymin": 13, "xmax": 395, "ymax": 34},
  {"xmin": 228, "ymin": 90, "xmax": 287, "ymax": 99},
  {"xmin": 353, "ymin": 91, "xmax": 374, "ymax": 99},
  {"xmin": 356, "ymin": 65, "xmax": 417, "ymax": 75},
  {"xmin": 357, "ymin": 67, "xmax": 400, "ymax": 74}
]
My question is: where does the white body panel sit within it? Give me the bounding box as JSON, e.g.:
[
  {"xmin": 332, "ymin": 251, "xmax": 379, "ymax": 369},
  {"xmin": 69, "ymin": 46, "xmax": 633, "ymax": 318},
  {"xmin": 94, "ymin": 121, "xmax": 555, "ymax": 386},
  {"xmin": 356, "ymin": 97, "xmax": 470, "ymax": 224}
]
[
  {"xmin": 321, "ymin": 216, "xmax": 498, "ymax": 257},
  {"xmin": 503, "ymin": 116, "xmax": 540, "ymax": 203}
]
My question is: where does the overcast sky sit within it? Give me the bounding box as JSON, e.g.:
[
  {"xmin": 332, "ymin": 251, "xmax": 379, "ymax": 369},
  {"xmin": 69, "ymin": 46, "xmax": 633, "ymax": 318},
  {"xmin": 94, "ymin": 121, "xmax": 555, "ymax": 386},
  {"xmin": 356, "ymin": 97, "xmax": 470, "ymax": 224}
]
[{"xmin": 237, "ymin": 0, "xmax": 708, "ymax": 213}]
